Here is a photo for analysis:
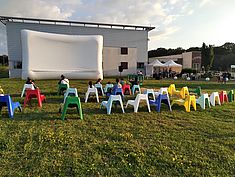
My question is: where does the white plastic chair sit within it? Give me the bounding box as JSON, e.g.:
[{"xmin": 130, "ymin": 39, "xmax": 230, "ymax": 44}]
[
  {"xmin": 85, "ymin": 87, "xmax": 99, "ymax": 103},
  {"xmin": 154, "ymin": 87, "xmax": 169, "ymax": 100},
  {"xmin": 210, "ymin": 92, "xmax": 221, "ymax": 106},
  {"xmin": 21, "ymin": 84, "xmax": 35, "ymax": 97},
  {"xmin": 63, "ymin": 88, "xmax": 78, "ymax": 103},
  {"xmin": 100, "ymin": 95, "xmax": 125, "ymax": 114},
  {"xmin": 126, "ymin": 94, "xmax": 151, "ymax": 113},
  {"xmin": 95, "ymin": 84, "xmax": 104, "ymax": 96},
  {"xmin": 144, "ymin": 89, "xmax": 155, "ymax": 101}
]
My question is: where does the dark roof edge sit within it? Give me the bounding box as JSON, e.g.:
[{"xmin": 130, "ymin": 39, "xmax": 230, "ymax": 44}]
[{"xmin": 0, "ymin": 16, "xmax": 155, "ymax": 31}]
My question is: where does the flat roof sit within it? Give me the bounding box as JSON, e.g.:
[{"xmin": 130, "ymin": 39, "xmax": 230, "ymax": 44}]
[{"xmin": 0, "ymin": 16, "xmax": 155, "ymax": 31}]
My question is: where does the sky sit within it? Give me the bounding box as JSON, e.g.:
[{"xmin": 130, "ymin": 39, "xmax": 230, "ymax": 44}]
[{"xmin": 0, "ymin": 0, "xmax": 235, "ymax": 54}]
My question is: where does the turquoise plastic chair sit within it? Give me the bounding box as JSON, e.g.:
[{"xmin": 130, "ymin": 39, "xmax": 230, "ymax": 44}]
[
  {"xmin": 0, "ymin": 95, "xmax": 22, "ymax": 118},
  {"xmin": 132, "ymin": 85, "xmax": 141, "ymax": 95},
  {"xmin": 100, "ymin": 95, "xmax": 125, "ymax": 114},
  {"xmin": 196, "ymin": 93, "xmax": 211, "ymax": 110},
  {"xmin": 61, "ymin": 96, "xmax": 83, "ymax": 120}
]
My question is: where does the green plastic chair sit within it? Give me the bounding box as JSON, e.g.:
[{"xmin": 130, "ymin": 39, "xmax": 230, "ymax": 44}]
[
  {"xmin": 189, "ymin": 86, "xmax": 202, "ymax": 97},
  {"xmin": 228, "ymin": 90, "xmax": 234, "ymax": 102},
  {"xmin": 58, "ymin": 84, "xmax": 68, "ymax": 95},
  {"xmin": 61, "ymin": 96, "xmax": 83, "ymax": 120}
]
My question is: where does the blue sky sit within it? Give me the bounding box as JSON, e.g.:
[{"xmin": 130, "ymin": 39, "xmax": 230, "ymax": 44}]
[{"xmin": 0, "ymin": 0, "xmax": 235, "ymax": 54}]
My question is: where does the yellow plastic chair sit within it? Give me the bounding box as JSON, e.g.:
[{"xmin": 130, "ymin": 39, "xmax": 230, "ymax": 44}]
[
  {"xmin": 179, "ymin": 86, "xmax": 190, "ymax": 99},
  {"xmin": 0, "ymin": 86, "xmax": 4, "ymax": 94},
  {"xmin": 168, "ymin": 84, "xmax": 179, "ymax": 96},
  {"xmin": 171, "ymin": 95, "xmax": 197, "ymax": 112}
]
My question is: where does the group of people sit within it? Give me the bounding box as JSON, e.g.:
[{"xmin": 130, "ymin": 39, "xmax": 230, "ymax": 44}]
[{"xmin": 154, "ymin": 68, "xmax": 176, "ymax": 80}]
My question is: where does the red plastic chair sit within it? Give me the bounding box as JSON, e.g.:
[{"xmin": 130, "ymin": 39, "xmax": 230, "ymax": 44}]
[
  {"xmin": 122, "ymin": 84, "xmax": 131, "ymax": 95},
  {"xmin": 219, "ymin": 91, "xmax": 228, "ymax": 104},
  {"xmin": 24, "ymin": 89, "xmax": 46, "ymax": 107}
]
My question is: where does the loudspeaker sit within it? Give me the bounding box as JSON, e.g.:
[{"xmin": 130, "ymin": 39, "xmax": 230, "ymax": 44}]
[{"xmin": 118, "ymin": 65, "xmax": 123, "ymax": 72}]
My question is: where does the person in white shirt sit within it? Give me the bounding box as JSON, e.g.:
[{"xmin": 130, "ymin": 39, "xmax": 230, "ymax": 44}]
[{"xmin": 58, "ymin": 75, "xmax": 69, "ymax": 87}]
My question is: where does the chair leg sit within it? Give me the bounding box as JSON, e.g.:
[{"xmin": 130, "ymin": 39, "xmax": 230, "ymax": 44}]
[
  {"xmin": 77, "ymin": 98, "xmax": 83, "ymax": 119},
  {"xmin": 61, "ymin": 103, "xmax": 68, "ymax": 120}
]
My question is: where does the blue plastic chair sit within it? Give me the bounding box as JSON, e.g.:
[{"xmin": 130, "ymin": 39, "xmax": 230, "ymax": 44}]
[
  {"xmin": 0, "ymin": 95, "xmax": 22, "ymax": 118},
  {"xmin": 149, "ymin": 94, "xmax": 172, "ymax": 112},
  {"xmin": 113, "ymin": 88, "xmax": 124, "ymax": 97}
]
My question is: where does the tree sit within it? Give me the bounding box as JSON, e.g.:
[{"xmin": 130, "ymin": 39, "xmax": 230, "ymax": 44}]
[
  {"xmin": 201, "ymin": 42, "xmax": 210, "ymax": 71},
  {"xmin": 209, "ymin": 45, "xmax": 214, "ymax": 70}
]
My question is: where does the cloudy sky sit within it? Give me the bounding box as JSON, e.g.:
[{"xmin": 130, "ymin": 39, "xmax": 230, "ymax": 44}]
[{"xmin": 0, "ymin": 0, "xmax": 235, "ymax": 54}]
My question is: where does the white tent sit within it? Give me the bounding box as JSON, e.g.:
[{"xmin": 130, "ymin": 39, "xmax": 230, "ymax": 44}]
[
  {"xmin": 21, "ymin": 30, "xmax": 103, "ymax": 80},
  {"xmin": 146, "ymin": 59, "xmax": 166, "ymax": 76},
  {"xmin": 164, "ymin": 60, "xmax": 182, "ymax": 73}
]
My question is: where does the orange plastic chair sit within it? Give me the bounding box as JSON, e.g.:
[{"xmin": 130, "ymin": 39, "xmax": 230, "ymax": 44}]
[
  {"xmin": 24, "ymin": 88, "xmax": 46, "ymax": 107},
  {"xmin": 171, "ymin": 95, "xmax": 196, "ymax": 112}
]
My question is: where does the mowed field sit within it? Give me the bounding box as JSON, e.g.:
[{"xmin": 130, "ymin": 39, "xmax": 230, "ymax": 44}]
[{"xmin": 0, "ymin": 74, "xmax": 235, "ymax": 176}]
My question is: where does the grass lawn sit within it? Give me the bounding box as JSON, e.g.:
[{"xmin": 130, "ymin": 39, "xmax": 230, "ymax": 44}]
[{"xmin": 0, "ymin": 77, "xmax": 234, "ymax": 176}]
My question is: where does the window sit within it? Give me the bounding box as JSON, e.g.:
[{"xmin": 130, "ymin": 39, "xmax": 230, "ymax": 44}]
[
  {"xmin": 121, "ymin": 62, "xmax": 128, "ymax": 69},
  {"xmin": 13, "ymin": 61, "xmax": 22, "ymax": 69},
  {"xmin": 121, "ymin": 47, "xmax": 128, "ymax": 55},
  {"xmin": 137, "ymin": 62, "xmax": 145, "ymax": 69}
]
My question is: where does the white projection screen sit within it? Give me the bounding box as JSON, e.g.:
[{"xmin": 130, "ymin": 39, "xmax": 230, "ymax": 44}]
[{"xmin": 21, "ymin": 30, "xmax": 103, "ymax": 80}]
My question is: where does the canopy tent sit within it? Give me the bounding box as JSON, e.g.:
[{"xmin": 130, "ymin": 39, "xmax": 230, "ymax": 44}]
[
  {"xmin": 164, "ymin": 60, "xmax": 182, "ymax": 73},
  {"xmin": 146, "ymin": 59, "xmax": 166, "ymax": 76}
]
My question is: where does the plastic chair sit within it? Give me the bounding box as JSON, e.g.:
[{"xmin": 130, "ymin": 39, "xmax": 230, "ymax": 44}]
[
  {"xmin": 95, "ymin": 84, "xmax": 104, "ymax": 96},
  {"xmin": 122, "ymin": 84, "xmax": 131, "ymax": 95},
  {"xmin": 58, "ymin": 83, "xmax": 68, "ymax": 95},
  {"xmin": 149, "ymin": 94, "xmax": 172, "ymax": 112},
  {"xmin": 189, "ymin": 86, "xmax": 202, "ymax": 97},
  {"xmin": 196, "ymin": 93, "xmax": 211, "ymax": 110},
  {"xmin": 209, "ymin": 92, "xmax": 221, "ymax": 106},
  {"xmin": 132, "ymin": 85, "xmax": 141, "ymax": 95},
  {"xmin": 21, "ymin": 84, "xmax": 35, "ymax": 97},
  {"xmin": 168, "ymin": 84, "xmax": 179, "ymax": 96},
  {"xmin": 85, "ymin": 87, "xmax": 99, "ymax": 103},
  {"xmin": 126, "ymin": 94, "xmax": 151, "ymax": 113},
  {"xmin": 100, "ymin": 95, "xmax": 125, "ymax": 114},
  {"xmin": 171, "ymin": 95, "xmax": 197, "ymax": 112},
  {"xmin": 24, "ymin": 89, "xmax": 46, "ymax": 107},
  {"xmin": 104, "ymin": 84, "xmax": 114, "ymax": 93},
  {"xmin": 61, "ymin": 96, "xmax": 83, "ymax": 120},
  {"xmin": 219, "ymin": 91, "xmax": 228, "ymax": 104},
  {"xmin": 154, "ymin": 87, "xmax": 169, "ymax": 100},
  {"xmin": 228, "ymin": 90, "xmax": 234, "ymax": 102},
  {"xmin": 0, "ymin": 95, "xmax": 22, "ymax": 118},
  {"xmin": 63, "ymin": 88, "xmax": 78, "ymax": 103},
  {"xmin": 179, "ymin": 86, "xmax": 190, "ymax": 99},
  {"xmin": 113, "ymin": 87, "xmax": 124, "ymax": 97},
  {"xmin": 0, "ymin": 86, "xmax": 4, "ymax": 94},
  {"xmin": 144, "ymin": 89, "xmax": 155, "ymax": 101}
]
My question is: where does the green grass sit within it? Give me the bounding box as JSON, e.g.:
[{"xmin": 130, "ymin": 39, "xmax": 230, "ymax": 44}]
[{"xmin": 0, "ymin": 77, "xmax": 235, "ymax": 176}]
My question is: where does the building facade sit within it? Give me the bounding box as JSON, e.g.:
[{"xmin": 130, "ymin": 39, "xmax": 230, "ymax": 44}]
[
  {"xmin": 148, "ymin": 51, "xmax": 201, "ymax": 71},
  {"xmin": 0, "ymin": 16, "xmax": 154, "ymax": 78}
]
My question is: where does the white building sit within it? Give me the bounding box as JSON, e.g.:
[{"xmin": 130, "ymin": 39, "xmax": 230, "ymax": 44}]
[
  {"xmin": 149, "ymin": 51, "xmax": 201, "ymax": 71},
  {"xmin": 0, "ymin": 16, "xmax": 155, "ymax": 78}
]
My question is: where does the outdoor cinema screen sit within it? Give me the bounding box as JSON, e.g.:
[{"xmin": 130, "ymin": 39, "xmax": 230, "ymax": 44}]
[{"xmin": 21, "ymin": 30, "xmax": 103, "ymax": 80}]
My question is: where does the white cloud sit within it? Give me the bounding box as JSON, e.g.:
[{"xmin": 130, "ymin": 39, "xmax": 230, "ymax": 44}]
[
  {"xmin": 0, "ymin": 0, "xmax": 196, "ymax": 54},
  {"xmin": 199, "ymin": 0, "xmax": 211, "ymax": 7}
]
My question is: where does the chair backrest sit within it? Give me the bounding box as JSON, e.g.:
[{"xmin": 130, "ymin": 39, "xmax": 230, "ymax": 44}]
[
  {"xmin": 108, "ymin": 95, "xmax": 122, "ymax": 102},
  {"xmin": 135, "ymin": 94, "xmax": 147, "ymax": 101},
  {"xmin": 24, "ymin": 84, "xmax": 35, "ymax": 90},
  {"xmin": 95, "ymin": 84, "xmax": 103, "ymax": 88},
  {"xmin": 168, "ymin": 84, "xmax": 176, "ymax": 95},
  {"xmin": 0, "ymin": 95, "xmax": 12, "ymax": 107},
  {"xmin": 26, "ymin": 88, "xmax": 41, "ymax": 96},
  {"xmin": 114, "ymin": 88, "xmax": 123, "ymax": 95},
  {"xmin": 87, "ymin": 87, "xmax": 97, "ymax": 93},
  {"xmin": 0, "ymin": 86, "xmax": 4, "ymax": 94},
  {"xmin": 159, "ymin": 87, "xmax": 168, "ymax": 94},
  {"xmin": 180, "ymin": 86, "xmax": 189, "ymax": 99}
]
